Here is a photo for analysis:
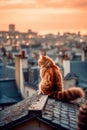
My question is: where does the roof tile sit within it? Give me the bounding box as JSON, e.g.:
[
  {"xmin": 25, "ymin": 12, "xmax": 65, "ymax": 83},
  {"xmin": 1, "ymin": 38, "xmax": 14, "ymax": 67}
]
[{"xmin": 0, "ymin": 92, "xmax": 87, "ymax": 130}]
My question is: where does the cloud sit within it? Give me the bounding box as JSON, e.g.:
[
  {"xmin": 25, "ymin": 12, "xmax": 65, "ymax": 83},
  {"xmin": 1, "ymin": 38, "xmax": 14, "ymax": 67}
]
[
  {"xmin": 0, "ymin": 0, "xmax": 87, "ymax": 34},
  {"xmin": 36, "ymin": 0, "xmax": 87, "ymax": 10},
  {"xmin": 0, "ymin": 0, "xmax": 87, "ymax": 10},
  {"xmin": 0, "ymin": 0, "xmax": 37, "ymax": 9}
]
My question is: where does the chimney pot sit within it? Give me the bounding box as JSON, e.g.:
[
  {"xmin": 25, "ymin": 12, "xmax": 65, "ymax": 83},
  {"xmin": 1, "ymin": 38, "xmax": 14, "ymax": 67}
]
[{"xmin": 21, "ymin": 51, "xmax": 25, "ymax": 58}]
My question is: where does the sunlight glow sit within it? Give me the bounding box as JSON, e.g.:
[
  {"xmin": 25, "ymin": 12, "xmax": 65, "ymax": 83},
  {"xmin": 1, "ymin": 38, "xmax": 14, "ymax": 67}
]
[{"xmin": 0, "ymin": 0, "xmax": 87, "ymax": 34}]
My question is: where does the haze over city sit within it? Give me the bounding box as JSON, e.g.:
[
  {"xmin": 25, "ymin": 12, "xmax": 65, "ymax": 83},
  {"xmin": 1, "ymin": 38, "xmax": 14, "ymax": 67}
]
[{"xmin": 0, "ymin": 0, "xmax": 87, "ymax": 34}]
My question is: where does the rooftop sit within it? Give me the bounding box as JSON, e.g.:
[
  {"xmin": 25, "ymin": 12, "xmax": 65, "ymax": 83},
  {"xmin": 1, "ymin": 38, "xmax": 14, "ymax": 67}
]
[
  {"xmin": 0, "ymin": 65, "xmax": 15, "ymax": 80},
  {"xmin": 0, "ymin": 59, "xmax": 3, "ymax": 65},
  {"xmin": 0, "ymin": 79, "xmax": 22, "ymax": 105},
  {"xmin": 71, "ymin": 61, "xmax": 87, "ymax": 81},
  {"xmin": 0, "ymin": 91, "xmax": 86, "ymax": 130},
  {"xmin": 64, "ymin": 73, "xmax": 78, "ymax": 80}
]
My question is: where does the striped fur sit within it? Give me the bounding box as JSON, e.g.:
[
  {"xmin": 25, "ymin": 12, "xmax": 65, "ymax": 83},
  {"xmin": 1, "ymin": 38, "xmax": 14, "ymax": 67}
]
[
  {"xmin": 38, "ymin": 55, "xmax": 85, "ymax": 101},
  {"xmin": 57, "ymin": 87, "xmax": 85, "ymax": 101}
]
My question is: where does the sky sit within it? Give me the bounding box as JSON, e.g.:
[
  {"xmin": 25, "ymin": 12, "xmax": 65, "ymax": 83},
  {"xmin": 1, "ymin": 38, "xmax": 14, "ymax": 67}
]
[{"xmin": 0, "ymin": 0, "xmax": 87, "ymax": 35}]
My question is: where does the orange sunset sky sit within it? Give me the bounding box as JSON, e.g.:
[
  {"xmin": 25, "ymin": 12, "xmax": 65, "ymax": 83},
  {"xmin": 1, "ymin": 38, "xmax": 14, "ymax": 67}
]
[{"xmin": 0, "ymin": 0, "xmax": 87, "ymax": 35}]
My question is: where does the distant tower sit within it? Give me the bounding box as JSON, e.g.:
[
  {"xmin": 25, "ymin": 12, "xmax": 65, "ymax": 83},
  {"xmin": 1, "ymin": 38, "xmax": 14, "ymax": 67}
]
[
  {"xmin": 78, "ymin": 31, "xmax": 80, "ymax": 36},
  {"xmin": 9, "ymin": 24, "xmax": 15, "ymax": 32}
]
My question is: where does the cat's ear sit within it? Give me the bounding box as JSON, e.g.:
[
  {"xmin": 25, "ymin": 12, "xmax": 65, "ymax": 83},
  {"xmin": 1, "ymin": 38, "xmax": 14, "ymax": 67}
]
[
  {"xmin": 39, "ymin": 54, "xmax": 45, "ymax": 58},
  {"xmin": 40, "ymin": 54, "xmax": 44, "ymax": 59}
]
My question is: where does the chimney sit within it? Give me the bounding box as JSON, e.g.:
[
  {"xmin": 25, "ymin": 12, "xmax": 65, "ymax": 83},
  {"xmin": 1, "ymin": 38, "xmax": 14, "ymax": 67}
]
[
  {"xmin": 2, "ymin": 48, "xmax": 7, "ymax": 65},
  {"xmin": 63, "ymin": 60, "xmax": 70, "ymax": 77},
  {"xmin": 15, "ymin": 50, "xmax": 28, "ymax": 97},
  {"xmin": 8, "ymin": 52, "xmax": 13, "ymax": 63},
  {"xmin": 58, "ymin": 52, "xmax": 63, "ymax": 66},
  {"xmin": 82, "ymin": 48, "xmax": 87, "ymax": 61},
  {"xmin": 76, "ymin": 101, "xmax": 87, "ymax": 130},
  {"xmin": 21, "ymin": 50, "xmax": 26, "ymax": 58}
]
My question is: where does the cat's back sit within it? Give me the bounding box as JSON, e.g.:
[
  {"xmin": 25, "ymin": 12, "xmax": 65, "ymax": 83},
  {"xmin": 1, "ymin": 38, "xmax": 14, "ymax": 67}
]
[{"xmin": 45, "ymin": 65, "xmax": 62, "ymax": 81}]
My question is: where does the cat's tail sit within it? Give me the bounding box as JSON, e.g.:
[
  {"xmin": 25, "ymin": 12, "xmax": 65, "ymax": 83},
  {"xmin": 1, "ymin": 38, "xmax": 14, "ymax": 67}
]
[{"xmin": 57, "ymin": 87, "xmax": 85, "ymax": 102}]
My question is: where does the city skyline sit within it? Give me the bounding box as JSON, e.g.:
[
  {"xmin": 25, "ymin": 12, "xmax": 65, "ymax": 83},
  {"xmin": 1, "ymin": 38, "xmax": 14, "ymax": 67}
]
[{"xmin": 0, "ymin": 0, "xmax": 87, "ymax": 35}]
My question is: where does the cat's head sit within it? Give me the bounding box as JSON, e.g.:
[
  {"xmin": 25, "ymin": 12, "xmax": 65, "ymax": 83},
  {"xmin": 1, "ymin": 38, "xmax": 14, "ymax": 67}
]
[{"xmin": 38, "ymin": 54, "xmax": 55, "ymax": 68}]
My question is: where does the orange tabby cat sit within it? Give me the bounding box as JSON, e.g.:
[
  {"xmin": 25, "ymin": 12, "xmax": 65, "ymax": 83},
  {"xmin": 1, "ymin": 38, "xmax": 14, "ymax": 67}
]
[{"xmin": 38, "ymin": 54, "xmax": 85, "ymax": 101}]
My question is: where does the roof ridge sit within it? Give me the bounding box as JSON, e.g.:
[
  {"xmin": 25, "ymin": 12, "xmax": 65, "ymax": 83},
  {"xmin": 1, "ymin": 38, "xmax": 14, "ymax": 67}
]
[{"xmin": 0, "ymin": 91, "xmax": 48, "ymax": 127}]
